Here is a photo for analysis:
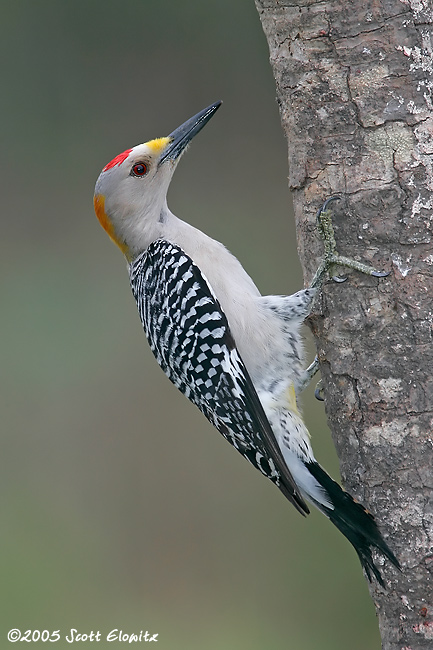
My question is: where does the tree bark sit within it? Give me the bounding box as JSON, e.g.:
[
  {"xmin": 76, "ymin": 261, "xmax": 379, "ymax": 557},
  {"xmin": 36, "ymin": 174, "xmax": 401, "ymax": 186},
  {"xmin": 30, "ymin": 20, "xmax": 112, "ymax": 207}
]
[{"xmin": 255, "ymin": 1, "xmax": 433, "ymax": 648}]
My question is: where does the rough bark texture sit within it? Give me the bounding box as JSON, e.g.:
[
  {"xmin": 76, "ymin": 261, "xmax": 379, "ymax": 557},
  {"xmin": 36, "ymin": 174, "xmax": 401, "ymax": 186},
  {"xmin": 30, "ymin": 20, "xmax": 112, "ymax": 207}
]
[{"xmin": 255, "ymin": 1, "xmax": 433, "ymax": 648}]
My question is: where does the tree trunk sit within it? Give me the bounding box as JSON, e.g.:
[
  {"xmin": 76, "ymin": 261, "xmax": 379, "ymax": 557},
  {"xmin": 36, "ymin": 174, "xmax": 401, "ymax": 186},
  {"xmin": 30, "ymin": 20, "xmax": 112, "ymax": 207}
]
[{"xmin": 255, "ymin": 1, "xmax": 433, "ymax": 648}]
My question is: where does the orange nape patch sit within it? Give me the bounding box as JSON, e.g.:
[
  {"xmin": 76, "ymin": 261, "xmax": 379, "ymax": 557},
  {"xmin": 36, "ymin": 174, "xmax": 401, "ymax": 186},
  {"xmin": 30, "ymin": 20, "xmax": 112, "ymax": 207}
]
[
  {"xmin": 94, "ymin": 194, "xmax": 129, "ymax": 256},
  {"xmin": 145, "ymin": 136, "xmax": 172, "ymax": 154}
]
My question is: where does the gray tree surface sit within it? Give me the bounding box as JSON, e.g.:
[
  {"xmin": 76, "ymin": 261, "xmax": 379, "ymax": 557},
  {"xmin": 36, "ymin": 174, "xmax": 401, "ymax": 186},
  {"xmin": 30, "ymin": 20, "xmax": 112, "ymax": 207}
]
[{"xmin": 255, "ymin": 1, "xmax": 433, "ymax": 648}]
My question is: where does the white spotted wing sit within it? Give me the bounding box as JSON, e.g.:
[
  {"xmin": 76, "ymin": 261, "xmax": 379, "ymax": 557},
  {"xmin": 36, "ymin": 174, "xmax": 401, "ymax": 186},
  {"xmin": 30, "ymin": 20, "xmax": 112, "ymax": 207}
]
[{"xmin": 129, "ymin": 240, "xmax": 308, "ymax": 515}]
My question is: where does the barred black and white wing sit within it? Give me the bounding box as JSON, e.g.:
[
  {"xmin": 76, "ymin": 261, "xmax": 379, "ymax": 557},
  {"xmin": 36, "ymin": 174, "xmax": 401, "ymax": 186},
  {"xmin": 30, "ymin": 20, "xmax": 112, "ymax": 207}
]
[{"xmin": 129, "ymin": 239, "xmax": 308, "ymax": 515}]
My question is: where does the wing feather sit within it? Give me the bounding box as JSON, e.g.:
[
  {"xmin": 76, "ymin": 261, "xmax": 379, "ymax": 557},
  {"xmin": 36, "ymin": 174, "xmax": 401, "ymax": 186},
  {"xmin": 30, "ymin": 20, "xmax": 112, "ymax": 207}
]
[{"xmin": 129, "ymin": 239, "xmax": 308, "ymax": 515}]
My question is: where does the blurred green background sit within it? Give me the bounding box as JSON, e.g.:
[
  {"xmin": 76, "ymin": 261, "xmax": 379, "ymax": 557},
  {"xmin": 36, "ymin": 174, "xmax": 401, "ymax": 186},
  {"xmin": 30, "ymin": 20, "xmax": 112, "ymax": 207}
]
[{"xmin": 1, "ymin": 1, "xmax": 380, "ymax": 648}]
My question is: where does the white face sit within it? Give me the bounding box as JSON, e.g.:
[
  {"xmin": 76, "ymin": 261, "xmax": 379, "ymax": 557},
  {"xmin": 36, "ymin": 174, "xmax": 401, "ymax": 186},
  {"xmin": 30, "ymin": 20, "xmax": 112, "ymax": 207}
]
[{"xmin": 94, "ymin": 137, "xmax": 177, "ymax": 259}]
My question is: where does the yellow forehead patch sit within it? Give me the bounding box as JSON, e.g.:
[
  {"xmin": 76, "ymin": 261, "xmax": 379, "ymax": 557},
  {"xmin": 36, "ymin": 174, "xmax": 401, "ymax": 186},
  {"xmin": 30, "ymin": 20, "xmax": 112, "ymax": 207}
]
[
  {"xmin": 94, "ymin": 194, "xmax": 129, "ymax": 257},
  {"xmin": 145, "ymin": 136, "xmax": 172, "ymax": 154}
]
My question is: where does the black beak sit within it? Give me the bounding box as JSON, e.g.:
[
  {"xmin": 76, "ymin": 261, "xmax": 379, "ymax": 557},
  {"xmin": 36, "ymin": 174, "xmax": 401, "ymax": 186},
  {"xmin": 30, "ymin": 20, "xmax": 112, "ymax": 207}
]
[{"xmin": 159, "ymin": 101, "xmax": 222, "ymax": 164}]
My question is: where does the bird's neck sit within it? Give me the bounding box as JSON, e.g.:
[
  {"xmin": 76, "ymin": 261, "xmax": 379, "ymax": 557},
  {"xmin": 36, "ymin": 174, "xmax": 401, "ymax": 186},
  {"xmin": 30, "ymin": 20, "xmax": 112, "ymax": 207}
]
[{"xmin": 125, "ymin": 200, "xmax": 179, "ymax": 261}]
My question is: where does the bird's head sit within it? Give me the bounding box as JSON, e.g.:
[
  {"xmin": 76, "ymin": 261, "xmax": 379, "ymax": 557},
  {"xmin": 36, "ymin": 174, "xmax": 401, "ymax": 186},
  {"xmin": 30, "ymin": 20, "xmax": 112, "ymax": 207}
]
[{"xmin": 94, "ymin": 101, "xmax": 222, "ymax": 260}]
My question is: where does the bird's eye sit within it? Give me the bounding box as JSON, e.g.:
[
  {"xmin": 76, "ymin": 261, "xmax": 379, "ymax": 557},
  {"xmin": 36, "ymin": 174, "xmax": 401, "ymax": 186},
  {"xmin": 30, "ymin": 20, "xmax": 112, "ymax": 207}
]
[{"xmin": 131, "ymin": 163, "xmax": 148, "ymax": 177}]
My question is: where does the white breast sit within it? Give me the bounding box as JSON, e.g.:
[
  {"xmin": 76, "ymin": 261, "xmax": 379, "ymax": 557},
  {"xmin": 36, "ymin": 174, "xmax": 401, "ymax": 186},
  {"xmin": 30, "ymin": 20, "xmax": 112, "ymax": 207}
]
[{"xmin": 162, "ymin": 215, "xmax": 304, "ymax": 389}]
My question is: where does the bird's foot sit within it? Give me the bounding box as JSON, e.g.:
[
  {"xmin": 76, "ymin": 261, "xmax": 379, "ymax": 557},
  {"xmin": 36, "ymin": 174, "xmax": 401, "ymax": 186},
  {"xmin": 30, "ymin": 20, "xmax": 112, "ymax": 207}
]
[
  {"xmin": 298, "ymin": 357, "xmax": 325, "ymax": 401},
  {"xmin": 310, "ymin": 196, "xmax": 390, "ymax": 289},
  {"xmin": 298, "ymin": 356, "xmax": 320, "ymax": 393}
]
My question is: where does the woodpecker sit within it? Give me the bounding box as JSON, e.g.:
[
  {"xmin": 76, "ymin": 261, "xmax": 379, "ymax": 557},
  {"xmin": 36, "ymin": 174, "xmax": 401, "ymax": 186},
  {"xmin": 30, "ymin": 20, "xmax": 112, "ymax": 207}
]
[{"xmin": 94, "ymin": 101, "xmax": 400, "ymax": 585}]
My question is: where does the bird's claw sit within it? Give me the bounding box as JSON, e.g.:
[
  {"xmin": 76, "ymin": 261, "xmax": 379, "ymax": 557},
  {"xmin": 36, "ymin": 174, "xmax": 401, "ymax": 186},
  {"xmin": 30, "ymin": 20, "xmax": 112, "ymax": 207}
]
[
  {"xmin": 314, "ymin": 380, "xmax": 325, "ymax": 401},
  {"xmin": 315, "ymin": 195, "xmax": 341, "ymax": 221},
  {"xmin": 371, "ymin": 270, "xmax": 391, "ymax": 278}
]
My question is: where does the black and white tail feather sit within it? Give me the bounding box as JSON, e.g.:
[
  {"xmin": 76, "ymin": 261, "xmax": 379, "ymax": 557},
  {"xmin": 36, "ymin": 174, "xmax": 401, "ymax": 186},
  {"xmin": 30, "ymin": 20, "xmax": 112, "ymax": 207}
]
[{"xmin": 130, "ymin": 239, "xmax": 400, "ymax": 585}]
